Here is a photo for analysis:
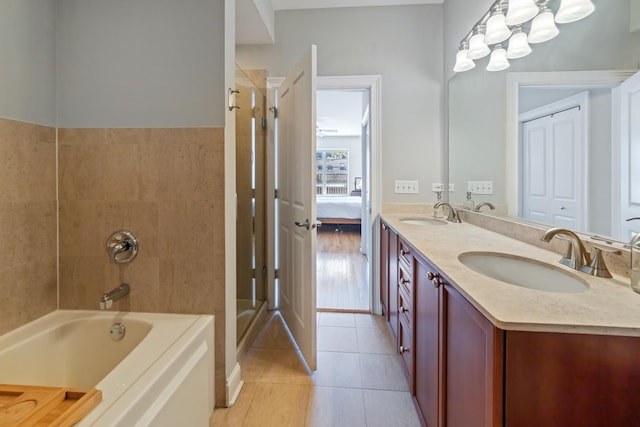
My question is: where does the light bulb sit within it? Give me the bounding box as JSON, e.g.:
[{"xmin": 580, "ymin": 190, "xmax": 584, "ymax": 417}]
[
  {"xmin": 506, "ymin": 28, "xmax": 532, "ymax": 59},
  {"xmin": 528, "ymin": 8, "xmax": 559, "ymax": 43},
  {"xmin": 486, "ymin": 45, "xmax": 510, "ymax": 72},
  {"xmin": 485, "ymin": 9, "xmax": 512, "ymax": 45},
  {"xmin": 555, "ymin": 0, "xmax": 595, "ymax": 24},
  {"xmin": 468, "ymin": 28, "xmax": 490, "ymax": 60},
  {"xmin": 453, "ymin": 44, "xmax": 475, "ymax": 73},
  {"xmin": 505, "ymin": 0, "xmax": 539, "ymax": 26}
]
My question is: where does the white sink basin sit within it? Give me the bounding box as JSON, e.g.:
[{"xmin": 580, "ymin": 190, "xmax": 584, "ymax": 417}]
[
  {"xmin": 400, "ymin": 217, "xmax": 447, "ymax": 226},
  {"xmin": 458, "ymin": 252, "xmax": 589, "ymax": 293}
]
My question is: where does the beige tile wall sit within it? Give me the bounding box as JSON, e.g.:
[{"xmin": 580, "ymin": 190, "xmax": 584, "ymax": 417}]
[
  {"xmin": 57, "ymin": 127, "xmax": 227, "ymax": 405},
  {"xmin": 0, "ymin": 118, "xmax": 57, "ymax": 334}
]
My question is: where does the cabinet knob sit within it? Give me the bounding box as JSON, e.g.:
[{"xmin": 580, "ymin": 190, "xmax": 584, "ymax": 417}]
[
  {"xmin": 400, "ymin": 249, "xmax": 410, "ymax": 256},
  {"xmin": 400, "ymin": 277, "xmax": 410, "ymax": 285},
  {"xmin": 382, "ymin": 223, "xmax": 388, "ymax": 230},
  {"xmin": 400, "ymin": 306, "xmax": 409, "ymax": 313},
  {"xmin": 400, "ymin": 345, "xmax": 409, "ymax": 354},
  {"xmin": 427, "ymin": 272, "xmax": 441, "ymax": 288}
]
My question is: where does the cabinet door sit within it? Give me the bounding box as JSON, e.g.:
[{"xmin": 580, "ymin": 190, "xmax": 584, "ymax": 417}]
[
  {"xmin": 414, "ymin": 255, "xmax": 441, "ymax": 427},
  {"xmin": 443, "ymin": 283, "xmax": 504, "ymax": 427},
  {"xmin": 505, "ymin": 331, "xmax": 640, "ymax": 427}
]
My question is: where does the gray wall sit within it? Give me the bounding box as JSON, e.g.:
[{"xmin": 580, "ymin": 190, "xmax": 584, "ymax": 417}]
[
  {"xmin": 56, "ymin": 0, "xmax": 226, "ymax": 128},
  {"xmin": 0, "ymin": 0, "xmax": 56, "ymax": 126},
  {"xmin": 237, "ymin": 5, "xmax": 444, "ymax": 204}
]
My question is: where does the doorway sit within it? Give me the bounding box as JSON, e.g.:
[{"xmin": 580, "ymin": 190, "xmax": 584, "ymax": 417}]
[{"xmin": 316, "ymin": 89, "xmax": 370, "ymax": 312}]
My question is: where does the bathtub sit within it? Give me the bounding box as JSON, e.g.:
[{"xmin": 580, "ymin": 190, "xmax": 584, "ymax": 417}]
[{"xmin": 0, "ymin": 310, "xmax": 214, "ymax": 426}]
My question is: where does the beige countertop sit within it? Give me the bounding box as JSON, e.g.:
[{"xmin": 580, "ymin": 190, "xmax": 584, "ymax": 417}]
[{"xmin": 381, "ymin": 213, "xmax": 640, "ymax": 337}]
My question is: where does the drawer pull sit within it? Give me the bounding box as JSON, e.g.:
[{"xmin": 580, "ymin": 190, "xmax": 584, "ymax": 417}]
[
  {"xmin": 427, "ymin": 271, "xmax": 441, "ymax": 288},
  {"xmin": 400, "ymin": 277, "xmax": 410, "ymax": 285},
  {"xmin": 400, "ymin": 306, "xmax": 409, "ymax": 313},
  {"xmin": 400, "ymin": 248, "xmax": 410, "ymax": 256},
  {"xmin": 400, "ymin": 345, "xmax": 409, "ymax": 354}
]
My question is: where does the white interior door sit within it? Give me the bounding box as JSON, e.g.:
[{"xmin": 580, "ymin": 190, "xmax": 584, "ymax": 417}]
[
  {"xmin": 614, "ymin": 70, "xmax": 640, "ymax": 240},
  {"xmin": 277, "ymin": 45, "xmax": 318, "ymax": 371},
  {"xmin": 520, "ymin": 98, "xmax": 586, "ymax": 230}
]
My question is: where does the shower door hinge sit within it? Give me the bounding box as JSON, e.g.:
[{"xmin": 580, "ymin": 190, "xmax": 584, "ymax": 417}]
[
  {"xmin": 269, "ymin": 106, "xmax": 278, "ymax": 118},
  {"xmin": 252, "ymin": 188, "xmax": 256, "ymax": 199},
  {"xmin": 251, "ymin": 268, "xmax": 256, "ymax": 279},
  {"xmin": 274, "ymin": 189, "xmax": 279, "ymax": 199},
  {"xmin": 274, "ymin": 269, "xmax": 280, "ymax": 280},
  {"xmin": 261, "ymin": 117, "xmax": 267, "ymax": 129}
]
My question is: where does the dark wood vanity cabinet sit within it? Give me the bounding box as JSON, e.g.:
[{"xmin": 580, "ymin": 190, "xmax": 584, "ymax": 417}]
[{"xmin": 379, "ymin": 220, "xmax": 640, "ymax": 427}]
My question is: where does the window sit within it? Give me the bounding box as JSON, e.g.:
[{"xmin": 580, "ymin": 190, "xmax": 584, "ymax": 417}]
[{"xmin": 316, "ymin": 150, "xmax": 349, "ymax": 195}]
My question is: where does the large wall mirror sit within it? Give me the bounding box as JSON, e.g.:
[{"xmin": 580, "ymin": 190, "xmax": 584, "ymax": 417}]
[{"xmin": 449, "ymin": 0, "xmax": 640, "ymax": 241}]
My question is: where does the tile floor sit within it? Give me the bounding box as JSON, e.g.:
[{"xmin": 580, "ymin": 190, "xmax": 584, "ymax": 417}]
[{"xmin": 210, "ymin": 311, "xmax": 422, "ymax": 427}]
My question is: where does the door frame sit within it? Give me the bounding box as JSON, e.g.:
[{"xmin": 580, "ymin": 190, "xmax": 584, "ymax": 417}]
[
  {"xmin": 505, "ymin": 70, "xmax": 636, "ymax": 218},
  {"xmin": 517, "ymin": 91, "xmax": 589, "ymax": 229},
  {"xmin": 265, "ymin": 75, "xmax": 383, "ymax": 315}
]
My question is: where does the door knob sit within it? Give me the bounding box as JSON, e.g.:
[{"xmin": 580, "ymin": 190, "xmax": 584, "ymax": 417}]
[{"xmin": 294, "ymin": 219, "xmax": 311, "ymax": 230}]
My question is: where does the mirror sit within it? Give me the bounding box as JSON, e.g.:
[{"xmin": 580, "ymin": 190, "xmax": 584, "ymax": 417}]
[{"xmin": 449, "ymin": 0, "xmax": 640, "ymax": 240}]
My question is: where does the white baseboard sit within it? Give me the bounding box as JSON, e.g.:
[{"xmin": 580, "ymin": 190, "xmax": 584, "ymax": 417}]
[{"xmin": 225, "ymin": 362, "xmax": 244, "ymax": 406}]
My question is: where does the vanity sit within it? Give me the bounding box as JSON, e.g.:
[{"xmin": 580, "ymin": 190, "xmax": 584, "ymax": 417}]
[{"xmin": 380, "ymin": 213, "xmax": 640, "ymax": 427}]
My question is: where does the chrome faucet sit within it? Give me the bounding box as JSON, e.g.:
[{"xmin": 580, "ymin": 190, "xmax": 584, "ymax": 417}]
[
  {"xmin": 100, "ymin": 284, "xmax": 130, "ymax": 310},
  {"xmin": 540, "ymin": 228, "xmax": 591, "ymax": 271},
  {"xmin": 474, "ymin": 202, "xmax": 495, "ymax": 212},
  {"xmin": 434, "ymin": 202, "xmax": 462, "ymax": 223}
]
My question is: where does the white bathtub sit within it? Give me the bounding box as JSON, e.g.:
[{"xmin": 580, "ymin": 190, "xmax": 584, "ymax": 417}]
[{"xmin": 0, "ymin": 310, "xmax": 214, "ymax": 426}]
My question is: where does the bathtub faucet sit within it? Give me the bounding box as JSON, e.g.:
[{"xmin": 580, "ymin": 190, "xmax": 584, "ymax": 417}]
[{"xmin": 100, "ymin": 284, "xmax": 130, "ymax": 310}]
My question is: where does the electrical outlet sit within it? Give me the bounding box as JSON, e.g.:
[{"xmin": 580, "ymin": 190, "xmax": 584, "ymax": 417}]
[
  {"xmin": 432, "ymin": 183, "xmax": 444, "ymax": 192},
  {"xmin": 395, "ymin": 180, "xmax": 419, "ymax": 194},
  {"xmin": 467, "ymin": 180, "xmax": 493, "ymax": 195}
]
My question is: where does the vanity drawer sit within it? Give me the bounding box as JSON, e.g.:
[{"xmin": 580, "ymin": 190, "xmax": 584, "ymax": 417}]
[
  {"xmin": 398, "ymin": 316, "xmax": 414, "ymax": 392},
  {"xmin": 398, "ymin": 287, "xmax": 413, "ymax": 327},
  {"xmin": 398, "ymin": 238, "xmax": 413, "ymax": 269},
  {"xmin": 398, "ymin": 262, "xmax": 413, "ymax": 297}
]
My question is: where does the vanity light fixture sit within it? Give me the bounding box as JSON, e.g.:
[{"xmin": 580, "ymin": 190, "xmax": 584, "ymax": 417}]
[
  {"xmin": 453, "ymin": 0, "xmax": 596, "ymax": 73},
  {"xmin": 555, "ymin": 0, "xmax": 595, "ymax": 23},
  {"xmin": 486, "ymin": 44, "xmax": 510, "ymax": 71},
  {"xmin": 505, "ymin": 0, "xmax": 539, "ymax": 26},
  {"xmin": 468, "ymin": 26, "xmax": 491, "ymax": 60},
  {"xmin": 528, "ymin": 6, "xmax": 560, "ymax": 43},
  {"xmin": 453, "ymin": 42, "xmax": 476, "ymax": 72},
  {"xmin": 484, "ymin": 6, "xmax": 512, "ymax": 45},
  {"xmin": 506, "ymin": 27, "xmax": 532, "ymax": 59}
]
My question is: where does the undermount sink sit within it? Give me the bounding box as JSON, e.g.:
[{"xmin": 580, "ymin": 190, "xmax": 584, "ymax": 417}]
[
  {"xmin": 458, "ymin": 252, "xmax": 589, "ymax": 293},
  {"xmin": 400, "ymin": 217, "xmax": 447, "ymax": 226}
]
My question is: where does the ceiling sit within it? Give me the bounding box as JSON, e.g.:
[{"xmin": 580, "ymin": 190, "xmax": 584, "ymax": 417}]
[
  {"xmin": 317, "ymin": 90, "xmax": 366, "ymax": 138},
  {"xmin": 236, "ymin": 0, "xmax": 443, "ymax": 44},
  {"xmin": 270, "ymin": 0, "xmax": 444, "ymax": 10}
]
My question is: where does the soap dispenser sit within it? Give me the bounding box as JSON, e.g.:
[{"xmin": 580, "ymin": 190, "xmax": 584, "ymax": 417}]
[{"xmin": 464, "ymin": 191, "xmax": 475, "ymax": 210}]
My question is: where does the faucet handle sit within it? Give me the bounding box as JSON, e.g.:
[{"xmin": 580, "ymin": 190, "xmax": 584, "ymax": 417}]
[
  {"xmin": 580, "ymin": 245, "xmax": 622, "ymax": 278},
  {"xmin": 555, "ymin": 235, "xmax": 574, "ymax": 268}
]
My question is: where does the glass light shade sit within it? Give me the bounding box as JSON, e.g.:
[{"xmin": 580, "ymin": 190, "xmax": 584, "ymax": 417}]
[
  {"xmin": 528, "ymin": 9, "xmax": 559, "ymax": 43},
  {"xmin": 505, "ymin": 0, "xmax": 539, "ymax": 26},
  {"xmin": 486, "ymin": 46, "xmax": 510, "ymax": 72},
  {"xmin": 468, "ymin": 32, "xmax": 490, "ymax": 59},
  {"xmin": 453, "ymin": 48, "xmax": 475, "ymax": 73},
  {"xmin": 555, "ymin": 0, "xmax": 595, "ymax": 24},
  {"xmin": 506, "ymin": 30, "xmax": 532, "ymax": 59},
  {"xmin": 484, "ymin": 11, "xmax": 512, "ymax": 45}
]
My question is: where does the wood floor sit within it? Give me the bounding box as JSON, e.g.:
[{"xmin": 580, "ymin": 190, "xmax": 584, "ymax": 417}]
[{"xmin": 316, "ymin": 228, "xmax": 369, "ymax": 311}]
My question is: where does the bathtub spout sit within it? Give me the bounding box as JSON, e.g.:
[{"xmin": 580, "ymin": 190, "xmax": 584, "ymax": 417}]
[{"xmin": 100, "ymin": 284, "xmax": 130, "ymax": 310}]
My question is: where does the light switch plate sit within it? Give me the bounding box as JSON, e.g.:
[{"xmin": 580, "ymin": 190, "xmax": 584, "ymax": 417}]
[{"xmin": 395, "ymin": 180, "xmax": 419, "ymax": 194}]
